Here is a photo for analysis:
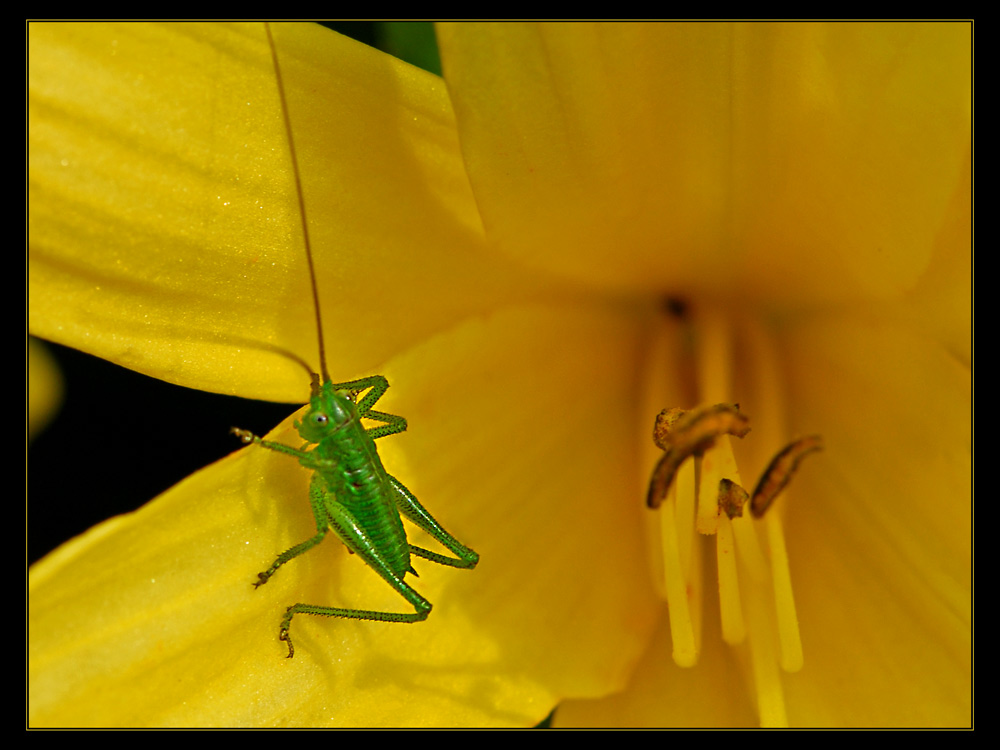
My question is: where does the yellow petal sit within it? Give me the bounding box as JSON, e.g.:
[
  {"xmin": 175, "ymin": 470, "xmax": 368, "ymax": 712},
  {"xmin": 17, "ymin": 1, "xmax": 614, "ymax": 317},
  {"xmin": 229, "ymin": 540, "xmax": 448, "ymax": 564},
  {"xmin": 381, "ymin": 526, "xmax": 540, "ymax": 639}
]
[
  {"xmin": 777, "ymin": 313, "xmax": 970, "ymax": 726},
  {"xmin": 898, "ymin": 147, "xmax": 971, "ymax": 364},
  {"xmin": 556, "ymin": 580, "xmax": 759, "ymax": 727},
  {"xmin": 29, "ymin": 22, "xmax": 531, "ymax": 402},
  {"xmin": 437, "ymin": 22, "xmax": 970, "ymax": 304},
  {"xmin": 29, "ymin": 303, "xmax": 660, "ymax": 727}
]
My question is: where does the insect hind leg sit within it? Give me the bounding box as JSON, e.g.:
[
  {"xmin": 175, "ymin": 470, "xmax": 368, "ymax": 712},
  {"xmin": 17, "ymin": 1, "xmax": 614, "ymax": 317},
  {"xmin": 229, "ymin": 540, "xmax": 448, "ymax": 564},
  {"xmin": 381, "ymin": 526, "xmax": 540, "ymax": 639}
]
[
  {"xmin": 277, "ymin": 497, "xmax": 431, "ymax": 658},
  {"xmin": 388, "ymin": 475, "xmax": 480, "ymax": 569}
]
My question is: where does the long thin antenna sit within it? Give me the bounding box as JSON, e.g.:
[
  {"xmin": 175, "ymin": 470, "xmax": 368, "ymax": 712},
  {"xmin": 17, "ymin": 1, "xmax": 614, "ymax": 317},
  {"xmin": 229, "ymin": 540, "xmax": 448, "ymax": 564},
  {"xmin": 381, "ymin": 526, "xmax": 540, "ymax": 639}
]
[{"xmin": 265, "ymin": 23, "xmax": 331, "ymax": 394}]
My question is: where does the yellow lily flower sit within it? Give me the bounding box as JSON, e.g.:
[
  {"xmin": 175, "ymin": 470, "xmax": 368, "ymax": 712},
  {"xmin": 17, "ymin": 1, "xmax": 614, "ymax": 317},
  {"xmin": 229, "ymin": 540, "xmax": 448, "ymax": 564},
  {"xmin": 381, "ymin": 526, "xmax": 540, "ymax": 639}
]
[{"xmin": 28, "ymin": 21, "xmax": 970, "ymax": 728}]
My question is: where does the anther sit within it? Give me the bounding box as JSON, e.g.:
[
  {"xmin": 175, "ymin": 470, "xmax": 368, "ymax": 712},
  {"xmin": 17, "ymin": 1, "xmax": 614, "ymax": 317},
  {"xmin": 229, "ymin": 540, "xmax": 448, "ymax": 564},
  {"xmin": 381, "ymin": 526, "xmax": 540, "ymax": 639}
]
[
  {"xmin": 717, "ymin": 478, "xmax": 749, "ymax": 519},
  {"xmin": 647, "ymin": 403, "xmax": 751, "ymax": 509},
  {"xmin": 750, "ymin": 435, "xmax": 824, "ymax": 518}
]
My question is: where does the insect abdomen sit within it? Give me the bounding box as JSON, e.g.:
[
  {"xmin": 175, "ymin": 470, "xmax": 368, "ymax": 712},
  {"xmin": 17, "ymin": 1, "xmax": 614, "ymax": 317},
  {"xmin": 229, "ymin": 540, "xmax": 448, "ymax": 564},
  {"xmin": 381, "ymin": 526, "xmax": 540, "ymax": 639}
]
[{"xmin": 316, "ymin": 420, "xmax": 411, "ymax": 577}]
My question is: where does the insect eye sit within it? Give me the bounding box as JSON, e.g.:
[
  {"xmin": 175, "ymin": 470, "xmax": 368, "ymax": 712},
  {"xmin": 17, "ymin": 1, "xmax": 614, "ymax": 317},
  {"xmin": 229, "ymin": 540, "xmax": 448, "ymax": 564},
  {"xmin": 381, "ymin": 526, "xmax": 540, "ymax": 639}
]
[{"xmin": 312, "ymin": 413, "xmax": 329, "ymax": 426}]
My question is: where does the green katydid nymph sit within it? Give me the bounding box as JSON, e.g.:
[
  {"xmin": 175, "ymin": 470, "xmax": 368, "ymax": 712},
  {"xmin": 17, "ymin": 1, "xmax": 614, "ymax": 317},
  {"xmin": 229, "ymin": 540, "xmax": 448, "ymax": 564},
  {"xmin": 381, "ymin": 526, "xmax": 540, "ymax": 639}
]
[{"xmin": 231, "ymin": 24, "xmax": 479, "ymax": 659}]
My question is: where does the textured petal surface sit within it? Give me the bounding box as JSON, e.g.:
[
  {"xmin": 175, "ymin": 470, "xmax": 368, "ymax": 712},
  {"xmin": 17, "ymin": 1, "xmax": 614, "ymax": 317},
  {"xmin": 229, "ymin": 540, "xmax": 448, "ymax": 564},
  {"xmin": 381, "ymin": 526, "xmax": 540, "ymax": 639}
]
[
  {"xmin": 437, "ymin": 23, "xmax": 970, "ymax": 304},
  {"xmin": 29, "ymin": 22, "xmax": 534, "ymax": 402},
  {"xmin": 779, "ymin": 312, "xmax": 970, "ymax": 727},
  {"xmin": 897, "ymin": 147, "xmax": 971, "ymax": 364}
]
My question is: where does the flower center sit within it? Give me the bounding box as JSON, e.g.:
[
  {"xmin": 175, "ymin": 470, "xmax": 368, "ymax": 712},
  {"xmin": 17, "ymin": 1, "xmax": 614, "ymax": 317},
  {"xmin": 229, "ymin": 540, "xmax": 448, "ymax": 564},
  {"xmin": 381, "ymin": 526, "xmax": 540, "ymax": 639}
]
[{"xmin": 642, "ymin": 303, "xmax": 820, "ymax": 727}]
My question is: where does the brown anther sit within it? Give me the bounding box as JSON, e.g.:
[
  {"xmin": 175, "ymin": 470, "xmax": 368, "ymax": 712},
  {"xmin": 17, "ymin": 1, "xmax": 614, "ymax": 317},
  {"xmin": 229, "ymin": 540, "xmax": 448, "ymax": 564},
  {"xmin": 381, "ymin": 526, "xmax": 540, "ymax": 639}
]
[
  {"xmin": 647, "ymin": 403, "xmax": 751, "ymax": 509},
  {"xmin": 653, "ymin": 407, "xmax": 689, "ymax": 449},
  {"xmin": 717, "ymin": 478, "xmax": 749, "ymax": 519},
  {"xmin": 750, "ymin": 435, "xmax": 823, "ymax": 518}
]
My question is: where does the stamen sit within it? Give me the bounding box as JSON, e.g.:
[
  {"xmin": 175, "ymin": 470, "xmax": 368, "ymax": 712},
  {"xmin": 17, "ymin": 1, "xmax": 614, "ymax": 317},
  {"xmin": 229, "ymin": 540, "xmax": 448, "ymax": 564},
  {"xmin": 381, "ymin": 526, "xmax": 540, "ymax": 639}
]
[
  {"xmin": 744, "ymin": 576, "xmax": 789, "ymax": 728},
  {"xmin": 715, "ymin": 513, "xmax": 745, "ymax": 644},
  {"xmin": 764, "ymin": 512, "xmax": 804, "ymax": 672},
  {"xmin": 741, "ymin": 318, "xmax": 809, "ymax": 675},
  {"xmin": 645, "ymin": 304, "xmax": 819, "ymax": 726},
  {"xmin": 674, "ymin": 457, "xmax": 698, "ymax": 580},
  {"xmin": 731, "ymin": 510, "xmax": 768, "ymax": 584},
  {"xmin": 647, "ymin": 404, "xmax": 750, "ymax": 510},
  {"xmin": 717, "ymin": 478, "xmax": 748, "ymax": 519},
  {"xmin": 659, "ymin": 482, "xmax": 698, "ymax": 668},
  {"xmin": 694, "ymin": 306, "xmax": 733, "ymax": 407},
  {"xmin": 751, "ymin": 435, "xmax": 824, "ymax": 518},
  {"xmin": 696, "ymin": 433, "xmax": 741, "ymax": 534},
  {"xmin": 677, "ymin": 453, "xmax": 704, "ymax": 658}
]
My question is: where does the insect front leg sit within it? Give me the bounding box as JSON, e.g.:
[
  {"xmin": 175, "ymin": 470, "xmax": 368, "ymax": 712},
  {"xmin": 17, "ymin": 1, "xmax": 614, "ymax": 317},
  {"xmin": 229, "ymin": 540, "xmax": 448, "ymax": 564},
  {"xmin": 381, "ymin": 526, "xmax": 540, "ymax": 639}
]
[
  {"xmin": 362, "ymin": 409, "xmax": 408, "ymax": 440},
  {"xmin": 231, "ymin": 427, "xmax": 313, "ymax": 461},
  {"xmin": 232, "ymin": 427, "xmax": 336, "ymax": 474},
  {"xmin": 388, "ymin": 475, "xmax": 480, "ymax": 570},
  {"xmin": 326, "ymin": 375, "xmax": 389, "ymax": 410},
  {"xmin": 326, "ymin": 375, "xmax": 408, "ymax": 440}
]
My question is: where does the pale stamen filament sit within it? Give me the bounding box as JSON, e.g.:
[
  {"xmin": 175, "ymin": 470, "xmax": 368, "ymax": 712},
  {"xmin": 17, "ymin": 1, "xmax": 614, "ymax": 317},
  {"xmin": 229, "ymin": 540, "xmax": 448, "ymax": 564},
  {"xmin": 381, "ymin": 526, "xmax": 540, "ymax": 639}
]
[
  {"xmin": 646, "ymin": 305, "xmax": 816, "ymax": 727},
  {"xmin": 742, "ymin": 317, "xmax": 806, "ymax": 675},
  {"xmin": 716, "ymin": 513, "xmax": 745, "ymax": 645},
  {"xmin": 659, "ymin": 477, "xmax": 698, "ymax": 668}
]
